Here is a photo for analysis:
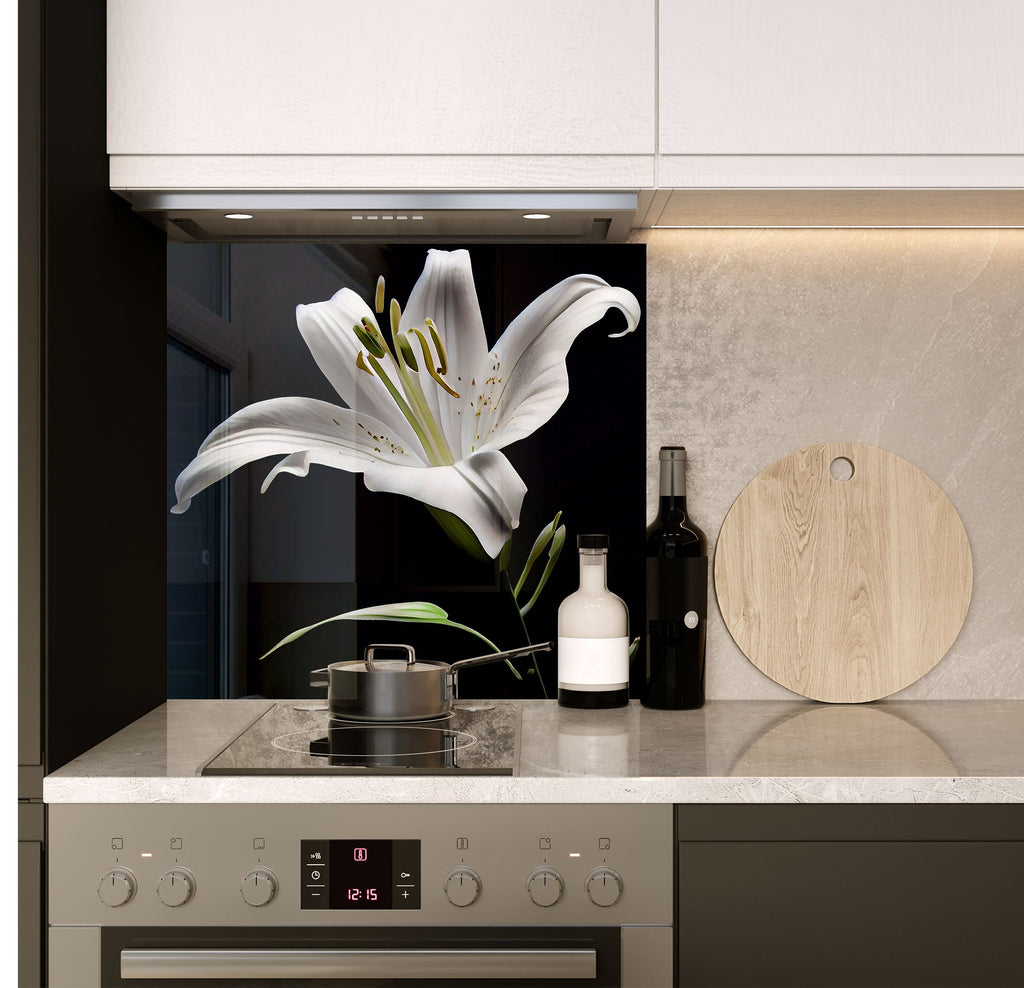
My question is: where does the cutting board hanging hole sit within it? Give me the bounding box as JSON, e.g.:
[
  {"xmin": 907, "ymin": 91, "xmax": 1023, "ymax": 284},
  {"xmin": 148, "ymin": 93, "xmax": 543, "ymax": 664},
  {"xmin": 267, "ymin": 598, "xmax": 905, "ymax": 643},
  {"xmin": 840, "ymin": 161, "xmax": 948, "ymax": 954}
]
[{"xmin": 829, "ymin": 456, "xmax": 854, "ymax": 482}]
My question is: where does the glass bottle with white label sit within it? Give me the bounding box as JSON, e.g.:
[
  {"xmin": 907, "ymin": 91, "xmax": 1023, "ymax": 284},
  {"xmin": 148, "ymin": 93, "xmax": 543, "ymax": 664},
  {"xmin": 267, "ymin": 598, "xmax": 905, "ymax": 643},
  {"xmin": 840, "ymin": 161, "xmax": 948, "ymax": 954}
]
[{"xmin": 557, "ymin": 534, "xmax": 629, "ymax": 708}]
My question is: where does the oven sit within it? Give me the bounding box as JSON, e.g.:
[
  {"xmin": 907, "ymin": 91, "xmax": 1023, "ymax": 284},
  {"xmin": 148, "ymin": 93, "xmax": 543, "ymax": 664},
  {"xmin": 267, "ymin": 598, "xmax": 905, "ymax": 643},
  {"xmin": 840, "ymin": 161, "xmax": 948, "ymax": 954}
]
[{"xmin": 48, "ymin": 803, "xmax": 673, "ymax": 987}]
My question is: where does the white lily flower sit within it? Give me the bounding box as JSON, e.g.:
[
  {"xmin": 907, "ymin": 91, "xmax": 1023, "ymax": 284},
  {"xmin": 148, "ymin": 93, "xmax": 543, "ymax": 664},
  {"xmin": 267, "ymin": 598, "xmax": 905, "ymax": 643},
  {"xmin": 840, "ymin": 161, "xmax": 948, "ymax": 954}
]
[{"xmin": 172, "ymin": 249, "xmax": 640, "ymax": 558}]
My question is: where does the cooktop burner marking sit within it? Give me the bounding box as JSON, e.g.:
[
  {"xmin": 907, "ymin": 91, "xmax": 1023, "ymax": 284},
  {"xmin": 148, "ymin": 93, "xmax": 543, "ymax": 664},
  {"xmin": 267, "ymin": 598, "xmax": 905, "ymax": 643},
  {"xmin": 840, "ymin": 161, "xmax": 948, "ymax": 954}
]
[{"xmin": 270, "ymin": 726, "xmax": 479, "ymax": 759}]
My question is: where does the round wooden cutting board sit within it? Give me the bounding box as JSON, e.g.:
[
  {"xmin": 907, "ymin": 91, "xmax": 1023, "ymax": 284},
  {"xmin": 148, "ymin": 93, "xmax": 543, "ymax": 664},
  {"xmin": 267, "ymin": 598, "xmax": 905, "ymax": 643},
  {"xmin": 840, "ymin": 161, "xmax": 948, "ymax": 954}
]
[{"xmin": 714, "ymin": 442, "xmax": 972, "ymax": 703}]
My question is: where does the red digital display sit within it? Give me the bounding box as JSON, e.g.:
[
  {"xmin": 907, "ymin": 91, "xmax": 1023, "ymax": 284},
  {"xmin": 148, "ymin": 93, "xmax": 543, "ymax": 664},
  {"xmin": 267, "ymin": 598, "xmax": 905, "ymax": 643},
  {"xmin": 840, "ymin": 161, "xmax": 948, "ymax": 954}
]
[{"xmin": 300, "ymin": 839, "xmax": 420, "ymax": 910}]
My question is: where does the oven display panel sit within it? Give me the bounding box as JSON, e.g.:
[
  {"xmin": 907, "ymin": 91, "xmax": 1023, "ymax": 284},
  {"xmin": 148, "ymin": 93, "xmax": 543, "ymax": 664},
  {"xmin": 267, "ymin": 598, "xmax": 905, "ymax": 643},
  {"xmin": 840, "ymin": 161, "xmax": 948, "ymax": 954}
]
[{"xmin": 301, "ymin": 839, "xmax": 421, "ymax": 909}]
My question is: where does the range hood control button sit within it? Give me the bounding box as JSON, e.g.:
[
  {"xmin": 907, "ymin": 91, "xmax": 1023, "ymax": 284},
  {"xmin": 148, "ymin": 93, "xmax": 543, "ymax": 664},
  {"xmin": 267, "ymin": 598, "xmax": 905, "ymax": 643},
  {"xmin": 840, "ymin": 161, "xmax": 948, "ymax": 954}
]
[
  {"xmin": 240, "ymin": 867, "xmax": 278, "ymax": 907},
  {"xmin": 97, "ymin": 868, "xmax": 136, "ymax": 907},
  {"xmin": 526, "ymin": 867, "xmax": 564, "ymax": 907},
  {"xmin": 157, "ymin": 868, "xmax": 196, "ymax": 907},
  {"xmin": 585, "ymin": 867, "xmax": 623, "ymax": 907},
  {"xmin": 443, "ymin": 867, "xmax": 481, "ymax": 907}
]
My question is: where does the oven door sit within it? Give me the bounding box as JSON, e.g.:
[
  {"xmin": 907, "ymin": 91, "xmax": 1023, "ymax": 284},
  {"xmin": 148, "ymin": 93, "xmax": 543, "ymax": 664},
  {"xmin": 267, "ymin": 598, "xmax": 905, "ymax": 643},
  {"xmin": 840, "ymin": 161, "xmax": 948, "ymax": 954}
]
[{"xmin": 99, "ymin": 926, "xmax": 623, "ymax": 987}]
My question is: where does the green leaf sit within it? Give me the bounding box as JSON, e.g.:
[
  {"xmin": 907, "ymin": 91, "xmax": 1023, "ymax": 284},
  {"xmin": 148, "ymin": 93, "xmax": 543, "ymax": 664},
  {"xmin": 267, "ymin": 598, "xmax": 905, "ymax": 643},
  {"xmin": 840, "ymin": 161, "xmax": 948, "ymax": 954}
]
[
  {"xmin": 628, "ymin": 636, "xmax": 640, "ymax": 663},
  {"xmin": 426, "ymin": 505, "xmax": 490, "ymax": 562},
  {"xmin": 513, "ymin": 510, "xmax": 562, "ymax": 598},
  {"xmin": 258, "ymin": 600, "xmax": 500, "ymax": 661},
  {"xmin": 498, "ymin": 536, "xmax": 512, "ymax": 574},
  {"xmin": 519, "ymin": 524, "xmax": 566, "ymax": 618}
]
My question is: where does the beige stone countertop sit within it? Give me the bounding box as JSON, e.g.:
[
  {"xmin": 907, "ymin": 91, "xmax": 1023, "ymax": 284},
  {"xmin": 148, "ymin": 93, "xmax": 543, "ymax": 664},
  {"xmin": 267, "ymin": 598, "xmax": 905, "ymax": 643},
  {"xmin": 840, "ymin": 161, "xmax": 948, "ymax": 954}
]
[{"xmin": 43, "ymin": 699, "xmax": 1024, "ymax": 804}]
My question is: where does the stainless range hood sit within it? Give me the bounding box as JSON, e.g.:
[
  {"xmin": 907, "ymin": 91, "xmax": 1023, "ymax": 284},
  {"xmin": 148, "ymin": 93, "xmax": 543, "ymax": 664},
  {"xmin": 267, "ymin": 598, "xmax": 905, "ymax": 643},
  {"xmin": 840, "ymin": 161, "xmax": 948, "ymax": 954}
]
[{"xmin": 118, "ymin": 191, "xmax": 639, "ymax": 243}]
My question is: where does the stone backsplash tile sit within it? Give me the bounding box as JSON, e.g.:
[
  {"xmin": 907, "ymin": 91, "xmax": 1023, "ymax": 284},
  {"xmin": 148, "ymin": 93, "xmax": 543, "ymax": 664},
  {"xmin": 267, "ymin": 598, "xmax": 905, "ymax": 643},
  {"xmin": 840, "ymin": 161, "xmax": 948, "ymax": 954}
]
[{"xmin": 632, "ymin": 228, "xmax": 1024, "ymax": 699}]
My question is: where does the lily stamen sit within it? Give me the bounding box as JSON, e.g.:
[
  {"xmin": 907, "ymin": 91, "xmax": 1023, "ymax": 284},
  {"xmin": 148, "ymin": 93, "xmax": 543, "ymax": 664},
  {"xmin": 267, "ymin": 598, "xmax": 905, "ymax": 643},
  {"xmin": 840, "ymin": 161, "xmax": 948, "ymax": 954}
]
[
  {"xmin": 409, "ymin": 328, "xmax": 460, "ymax": 398},
  {"xmin": 396, "ymin": 334, "xmax": 419, "ymax": 371},
  {"xmin": 424, "ymin": 318, "xmax": 449, "ymax": 375},
  {"xmin": 374, "ymin": 275, "xmax": 385, "ymax": 314},
  {"xmin": 360, "ymin": 315, "xmax": 392, "ymax": 358},
  {"xmin": 385, "ymin": 298, "xmax": 455, "ymax": 465},
  {"xmin": 353, "ymin": 323, "xmax": 387, "ymax": 359}
]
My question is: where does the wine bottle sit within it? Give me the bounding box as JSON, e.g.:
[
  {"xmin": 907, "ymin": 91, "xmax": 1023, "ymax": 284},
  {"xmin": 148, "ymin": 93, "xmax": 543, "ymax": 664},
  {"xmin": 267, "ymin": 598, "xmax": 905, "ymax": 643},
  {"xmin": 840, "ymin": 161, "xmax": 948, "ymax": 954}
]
[
  {"xmin": 642, "ymin": 447, "xmax": 708, "ymax": 709},
  {"xmin": 557, "ymin": 534, "xmax": 629, "ymax": 709}
]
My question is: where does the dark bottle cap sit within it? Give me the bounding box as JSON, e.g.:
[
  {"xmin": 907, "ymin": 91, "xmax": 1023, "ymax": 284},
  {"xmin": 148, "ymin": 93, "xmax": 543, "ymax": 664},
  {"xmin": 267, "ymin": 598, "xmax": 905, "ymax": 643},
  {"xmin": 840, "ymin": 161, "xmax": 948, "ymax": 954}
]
[{"xmin": 577, "ymin": 533, "xmax": 609, "ymax": 549}]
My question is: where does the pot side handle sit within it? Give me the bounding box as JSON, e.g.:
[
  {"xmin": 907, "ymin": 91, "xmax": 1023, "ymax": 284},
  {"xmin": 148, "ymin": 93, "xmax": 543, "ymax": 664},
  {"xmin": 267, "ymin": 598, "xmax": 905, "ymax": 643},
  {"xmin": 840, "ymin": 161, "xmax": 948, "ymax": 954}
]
[{"xmin": 309, "ymin": 668, "xmax": 329, "ymax": 689}]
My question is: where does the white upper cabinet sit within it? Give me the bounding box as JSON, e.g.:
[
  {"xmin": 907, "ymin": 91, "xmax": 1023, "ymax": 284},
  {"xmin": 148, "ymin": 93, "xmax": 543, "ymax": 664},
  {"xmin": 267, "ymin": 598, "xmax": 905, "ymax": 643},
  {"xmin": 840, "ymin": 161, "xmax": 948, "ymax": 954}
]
[
  {"xmin": 660, "ymin": 0, "xmax": 1024, "ymax": 154},
  {"xmin": 109, "ymin": 0, "xmax": 1024, "ymax": 196},
  {"xmin": 108, "ymin": 0, "xmax": 656, "ymax": 188},
  {"xmin": 657, "ymin": 0, "xmax": 1024, "ymax": 187}
]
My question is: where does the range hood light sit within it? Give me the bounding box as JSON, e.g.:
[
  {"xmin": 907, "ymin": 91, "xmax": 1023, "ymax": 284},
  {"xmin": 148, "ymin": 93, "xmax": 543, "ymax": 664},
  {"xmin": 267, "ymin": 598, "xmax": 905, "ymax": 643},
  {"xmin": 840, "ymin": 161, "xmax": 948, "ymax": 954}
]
[
  {"xmin": 523, "ymin": 212, "xmax": 552, "ymax": 220},
  {"xmin": 223, "ymin": 212, "xmax": 254, "ymax": 220}
]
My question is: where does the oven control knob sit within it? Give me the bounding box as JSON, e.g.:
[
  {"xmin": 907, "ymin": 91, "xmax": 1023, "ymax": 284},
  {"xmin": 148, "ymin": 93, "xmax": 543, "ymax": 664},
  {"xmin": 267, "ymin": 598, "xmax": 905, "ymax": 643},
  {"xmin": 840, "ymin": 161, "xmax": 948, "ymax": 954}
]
[
  {"xmin": 241, "ymin": 867, "xmax": 278, "ymax": 907},
  {"xmin": 157, "ymin": 868, "xmax": 196, "ymax": 907},
  {"xmin": 526, "ymin": 867, "xmax": 564, "ymax": 907},
  {"xmin": 444, "ymin": 867, "xmax": 481, "ymax": 907},
  {"xmin": 585, "ymin": 867, "xmax": 623, "ymax": 907},
  {"xmin": 97, "ymin": 868, "xmax": 136, "ymax": 907}
]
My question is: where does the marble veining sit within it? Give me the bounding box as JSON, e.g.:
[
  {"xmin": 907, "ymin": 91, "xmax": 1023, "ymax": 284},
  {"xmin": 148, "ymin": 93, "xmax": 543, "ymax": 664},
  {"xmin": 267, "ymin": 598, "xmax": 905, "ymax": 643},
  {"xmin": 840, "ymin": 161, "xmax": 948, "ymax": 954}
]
[{"xmin": 43, "ymin": 699, "xmax": 1024, "ymax": 804}]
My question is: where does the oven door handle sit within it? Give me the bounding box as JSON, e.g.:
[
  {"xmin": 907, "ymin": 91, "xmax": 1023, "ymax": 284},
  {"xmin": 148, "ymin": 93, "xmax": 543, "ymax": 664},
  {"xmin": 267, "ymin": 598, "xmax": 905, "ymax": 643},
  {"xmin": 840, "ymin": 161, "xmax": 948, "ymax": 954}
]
[{"xmin": 121, "ymin": 947, "xmax": 598, "ymax": 980}]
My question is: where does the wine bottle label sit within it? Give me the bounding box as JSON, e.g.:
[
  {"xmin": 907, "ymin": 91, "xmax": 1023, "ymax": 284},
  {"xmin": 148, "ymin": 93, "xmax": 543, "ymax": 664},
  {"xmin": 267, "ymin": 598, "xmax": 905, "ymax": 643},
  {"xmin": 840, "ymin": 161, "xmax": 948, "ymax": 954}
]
[{"xmin": 557, "ymin": 636, "xmax": 629, "ymax": 691}]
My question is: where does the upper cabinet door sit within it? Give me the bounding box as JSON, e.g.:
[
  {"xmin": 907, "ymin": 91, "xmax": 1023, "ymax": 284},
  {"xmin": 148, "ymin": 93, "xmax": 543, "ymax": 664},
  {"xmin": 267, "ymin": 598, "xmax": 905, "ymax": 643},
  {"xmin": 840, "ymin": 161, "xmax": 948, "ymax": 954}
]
[
  {"xmin": 659, "ymin": 0, "xmax": 1024, "ymax": 155},
  {"xmin": 108, "ymin": 0, "xmax": 656, "ymax": 156}
]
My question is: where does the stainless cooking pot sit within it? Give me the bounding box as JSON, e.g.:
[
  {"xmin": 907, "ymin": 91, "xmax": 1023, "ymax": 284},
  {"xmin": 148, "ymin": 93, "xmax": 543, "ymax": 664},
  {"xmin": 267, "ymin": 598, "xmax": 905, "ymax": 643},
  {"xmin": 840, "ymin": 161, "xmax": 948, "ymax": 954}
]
[{"xmin": 310, "ymin": 641, "xmax": 553, "ymax": 722}]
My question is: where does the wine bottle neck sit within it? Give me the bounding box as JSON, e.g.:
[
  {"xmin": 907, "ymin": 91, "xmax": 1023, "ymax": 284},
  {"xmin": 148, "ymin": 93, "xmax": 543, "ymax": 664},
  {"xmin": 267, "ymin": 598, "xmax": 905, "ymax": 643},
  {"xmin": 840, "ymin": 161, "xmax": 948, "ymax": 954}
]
[
  {"xmin": 658, "ymin": 493, "xmax": 689, "ymax": 518},
  {"xmin": 659, "ymin": 451, "xmax": 687, "ymax": 497}
]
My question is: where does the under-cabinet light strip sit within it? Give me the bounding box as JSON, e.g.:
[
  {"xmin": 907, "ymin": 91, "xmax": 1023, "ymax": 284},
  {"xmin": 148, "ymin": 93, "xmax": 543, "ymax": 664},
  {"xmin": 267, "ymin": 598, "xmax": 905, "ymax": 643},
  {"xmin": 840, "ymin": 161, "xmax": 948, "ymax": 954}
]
[{"xmin": 650, "ymin": 224, "xmax": 1024, "ymax": 230}]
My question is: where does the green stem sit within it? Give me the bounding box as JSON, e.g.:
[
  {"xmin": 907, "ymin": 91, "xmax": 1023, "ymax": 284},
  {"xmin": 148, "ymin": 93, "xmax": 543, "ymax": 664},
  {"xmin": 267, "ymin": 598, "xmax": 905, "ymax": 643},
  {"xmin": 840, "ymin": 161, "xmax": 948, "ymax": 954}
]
[
  {"xmin": 393, "ymin": 344, "xmax": 455, "ymax": 465},
  {"xmin": 503, "ymin": 572, "xmax": 548, "ymax": 698}
]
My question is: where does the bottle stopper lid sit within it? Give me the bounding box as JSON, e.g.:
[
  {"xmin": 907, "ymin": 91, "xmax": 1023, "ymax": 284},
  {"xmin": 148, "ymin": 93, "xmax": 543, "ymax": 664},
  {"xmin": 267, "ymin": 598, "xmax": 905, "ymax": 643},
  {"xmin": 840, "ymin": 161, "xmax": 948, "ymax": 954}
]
[{"xmin": 577, "ymin": 533, "xmax": 609, "ymax": 549}]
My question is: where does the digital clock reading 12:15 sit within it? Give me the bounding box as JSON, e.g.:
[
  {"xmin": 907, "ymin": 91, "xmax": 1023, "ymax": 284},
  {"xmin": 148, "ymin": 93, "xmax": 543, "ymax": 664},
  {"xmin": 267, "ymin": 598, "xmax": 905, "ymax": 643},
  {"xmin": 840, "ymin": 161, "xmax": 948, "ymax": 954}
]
[{"xmin": 299, "ymin": 838, "xmax": 421, "ymax": 910}]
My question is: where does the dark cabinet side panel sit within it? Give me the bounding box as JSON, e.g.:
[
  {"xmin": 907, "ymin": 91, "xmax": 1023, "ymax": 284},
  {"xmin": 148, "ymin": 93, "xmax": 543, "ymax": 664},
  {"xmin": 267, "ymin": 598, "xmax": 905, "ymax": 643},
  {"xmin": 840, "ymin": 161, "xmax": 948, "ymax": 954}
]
[
  {"xmin": 43, "ymin": 0, "xmax": 167, "ymax": 770},
  {"xmin": 677, "ymin": 839, "xmax": 1024, "ymax": 987}
]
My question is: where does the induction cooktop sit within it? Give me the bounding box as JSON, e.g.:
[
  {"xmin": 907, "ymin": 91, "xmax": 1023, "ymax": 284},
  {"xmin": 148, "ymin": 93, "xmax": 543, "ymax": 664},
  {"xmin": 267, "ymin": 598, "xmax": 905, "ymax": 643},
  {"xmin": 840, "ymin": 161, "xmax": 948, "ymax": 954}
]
[{"xmin": 201, "ymin": 701, "xmax": 520, "ymax": 776}]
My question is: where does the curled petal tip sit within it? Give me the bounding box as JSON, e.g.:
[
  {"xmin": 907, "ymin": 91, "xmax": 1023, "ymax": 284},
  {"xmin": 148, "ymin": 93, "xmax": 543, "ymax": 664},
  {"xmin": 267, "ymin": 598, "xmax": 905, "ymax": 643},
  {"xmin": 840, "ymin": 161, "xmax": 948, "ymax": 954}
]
[
  {"xmin": 170, "ymin": 499, "xmax": 190, "ymax": 515},
  {"xmin": 511, "ymin": 519, "xmax": 520, "ymax": 530}
]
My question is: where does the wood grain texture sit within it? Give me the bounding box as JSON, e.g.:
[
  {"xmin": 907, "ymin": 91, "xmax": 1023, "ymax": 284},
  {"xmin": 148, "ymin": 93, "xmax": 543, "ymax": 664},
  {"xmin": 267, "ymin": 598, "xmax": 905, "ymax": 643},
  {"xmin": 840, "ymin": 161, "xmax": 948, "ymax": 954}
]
[{"xmin": 714, "ymin": 443, "xmax": 972, "ymax": 703}]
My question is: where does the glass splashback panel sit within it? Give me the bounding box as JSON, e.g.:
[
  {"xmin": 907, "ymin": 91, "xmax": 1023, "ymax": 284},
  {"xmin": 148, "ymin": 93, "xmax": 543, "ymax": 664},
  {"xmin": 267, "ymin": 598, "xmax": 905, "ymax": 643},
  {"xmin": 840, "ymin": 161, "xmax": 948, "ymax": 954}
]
[{"xmin": 165, "ymin": 243, "xmax": 645, "ymax": 701}]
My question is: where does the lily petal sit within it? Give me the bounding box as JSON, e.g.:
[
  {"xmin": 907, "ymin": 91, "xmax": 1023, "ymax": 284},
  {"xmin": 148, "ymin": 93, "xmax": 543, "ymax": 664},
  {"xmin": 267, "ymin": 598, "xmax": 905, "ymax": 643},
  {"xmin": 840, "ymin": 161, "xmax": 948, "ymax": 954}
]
[
  {"xmin": 398, "ymin": 249, "xmax": 489, "ymax": 457},
  {"xmin": 362, "ymin": 449, "xmax": 527, "ymax": 559},
  {"xmin": 171, "ymin": 397, "xmax": 423, "ymax": 514},
  {"xmin": 472, "ymin": 275, "xmax": 640, "ymax": 453},
  {"xmin": 296, "ymin": 287, "xmax": 419, "ymax": 443}
]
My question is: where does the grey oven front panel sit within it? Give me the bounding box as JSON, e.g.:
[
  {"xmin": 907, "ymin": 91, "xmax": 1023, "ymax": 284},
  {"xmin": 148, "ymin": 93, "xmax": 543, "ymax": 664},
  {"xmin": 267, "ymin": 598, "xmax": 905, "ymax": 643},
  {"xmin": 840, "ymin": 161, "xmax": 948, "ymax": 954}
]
[{"xmin": 49, "ymin": 803, "xmax": 673, "ymax": 928}]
